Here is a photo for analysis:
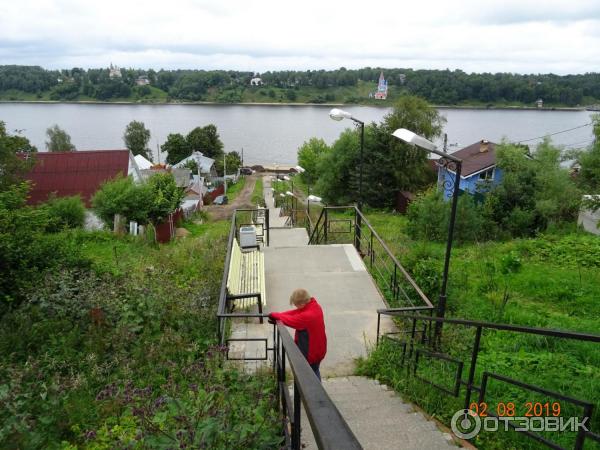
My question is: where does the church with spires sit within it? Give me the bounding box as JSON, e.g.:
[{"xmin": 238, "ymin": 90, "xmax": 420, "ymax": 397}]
[{"xmin": 374, "ymin": 71, "xmax": 388, "ymax": 99}]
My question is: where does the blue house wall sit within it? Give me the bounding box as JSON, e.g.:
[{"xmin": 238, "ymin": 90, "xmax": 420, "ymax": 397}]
[{"xmin": 437, "ymin": 166, "xmax": 503, "ymax": 200}]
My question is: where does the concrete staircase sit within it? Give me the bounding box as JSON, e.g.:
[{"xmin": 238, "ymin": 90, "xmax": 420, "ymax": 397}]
[
  {"xmin": 227, "ymin": 176, "xmax": 460, "ymax": 449},
  {"xmin": 299, "ymin": 377, "xmax": 456, "ymax": 449}
]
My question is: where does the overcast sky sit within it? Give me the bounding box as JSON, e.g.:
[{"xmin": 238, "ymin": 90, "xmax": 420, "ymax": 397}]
[{"xmin": 1, "ymin": 0, "xmax": 599, "ymax": 75}]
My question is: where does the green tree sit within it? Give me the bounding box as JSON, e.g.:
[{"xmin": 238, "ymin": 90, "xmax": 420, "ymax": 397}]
[
  {"xmin": 297, "ymin": 138, "xmax": 329, "ymax": 185},
  {"xmin": 91, "ymin": 175, "xmax": 153, "ymax": 226},
  {"xmin": 146, "ymin": 172, "xmax": 184, "ymax": 225},
  {"xmin": 162, "ymin": 133, "xmax": 191, "ymax": 165},
  {"xmin": 315, "ymin": 129, "xmax": 361, "ymax": 205},
  {"xmin": 215, "ymin": 151, "xmax": 242, "ymax": 176},
  {"xmin": 186, "ymin": 124, "xmax": 224, "ymax": 159},
  {"xmin": 123, "ymin": 120, "xmax": 151, "ymax": 160},
  {"xmin": 578, "ymin": 114, "xmax": 600, "ymax": 192},
  {"xmin": 314, "ymin": 95, "xmax": 444, "ymax": 207},
  {"xmin": 0, "ymin": 122, "xmax": 37, "ymax": 191},
  {"xmin": 45, "ymin": 124, "xmax": 75, "ymax": 152},
  {"xmin": 484, "ymin": 140, "xmax": 581, "ymax": 236}
]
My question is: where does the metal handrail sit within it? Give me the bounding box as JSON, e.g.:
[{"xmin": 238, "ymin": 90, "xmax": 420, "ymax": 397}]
[
  {"xmin": 308, "ymin": 205, "xmax": 433, "ymax": 310},
  {"xmin": 376, "ymin": 311, "xmax": 600, "ymax": 450},
  {"xmin": 275, "ymin": 322, "xmax": 362, "ymax": 450},
  {"xmin": 378, "ymin": 312, "xmax": 600, "ymax": 342}
]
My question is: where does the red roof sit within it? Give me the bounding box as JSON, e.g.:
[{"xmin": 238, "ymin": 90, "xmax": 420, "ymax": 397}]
[
  {"xmin": 24, "ymin": 150, "xmax": 131, "ymax": 206},
  {"xmin": 445, "ymin": 140, "xmax": 497, "ymax": 177}
]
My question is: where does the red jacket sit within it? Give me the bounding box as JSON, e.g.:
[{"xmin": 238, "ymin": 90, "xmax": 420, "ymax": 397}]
[{"xmin": 269, "ymin": 298, "xmax": 327, "ymax": 365}]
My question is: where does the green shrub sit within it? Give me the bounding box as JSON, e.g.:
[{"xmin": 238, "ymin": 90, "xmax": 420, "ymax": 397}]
[
  {"xmin": 406, "ymin": 188, "xmax": 490, "ymax": 243},
  {"xmin": 0, "ymin": 184, "xmax": 86, "ymax": 311},
  {"xmin": 42, "ymin": 195, "xmax": 85, "ymax": 232},
  {"xmin": 91, "ymin": 175, "xmax": 151, "ymax": 226},
  {"xmin": 145, "ymin": 172, "xmax": 184, "ymax": 224}
]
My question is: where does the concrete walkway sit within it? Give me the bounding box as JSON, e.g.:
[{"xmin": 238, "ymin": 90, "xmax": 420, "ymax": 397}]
[{"xmin": 226, "ymin": 175, "xmax": 457, "ymax": 449}]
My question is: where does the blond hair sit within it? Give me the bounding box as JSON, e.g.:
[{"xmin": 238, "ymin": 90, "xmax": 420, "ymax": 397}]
[{"xmin": 289, "ymin": 288, "xmax": 311, "ymax": 306}]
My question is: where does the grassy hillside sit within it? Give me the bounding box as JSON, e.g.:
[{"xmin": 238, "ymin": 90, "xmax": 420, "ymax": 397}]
[
  {"xmin": 355, "ymin": 210, "xmax": 600, "ymax": 450},
  {"xmin": 0, "ymin": 217, "xmax": 280, "ymax": 449}
]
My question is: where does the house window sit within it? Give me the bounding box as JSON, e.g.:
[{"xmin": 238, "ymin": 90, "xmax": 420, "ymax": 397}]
[{"xmin": 478, "ymin": 168, "xmax": 495, "ymax": 181}]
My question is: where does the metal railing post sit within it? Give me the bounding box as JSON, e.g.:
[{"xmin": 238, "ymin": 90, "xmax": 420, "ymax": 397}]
[
  {"xmin": 292, "ymin": 381, "xmax": 301, "ymax": 450},
  {"xmin": 324, "ymin": 208, "xmax": 328, "ymax": 244},
  {"xmin": 266, "ymin": 208, "xmax": 270, "ymax": 246},
  {"xmin": 376, "ymin": 312, "xmax": 381, "ymax": 346},
  {"xmin": 463, "ymin": 326, "xmax": 483, "ymax": 412}
]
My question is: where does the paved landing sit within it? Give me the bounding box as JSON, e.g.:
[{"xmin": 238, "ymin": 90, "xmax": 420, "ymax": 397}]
[{"xmin": 265, "ymin": 243, "xmax": 394, "ymax": 376}]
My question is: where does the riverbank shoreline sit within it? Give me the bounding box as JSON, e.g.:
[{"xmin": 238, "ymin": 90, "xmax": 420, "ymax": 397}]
[{"xmin": 0, "ymin": 99, "xmax": 587, "ymax": 111}]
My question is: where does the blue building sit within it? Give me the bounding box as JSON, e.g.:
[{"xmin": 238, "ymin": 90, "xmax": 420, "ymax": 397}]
[{"xmin": 437, "ymin": 140, "xmax": 502, "ymax": 200}]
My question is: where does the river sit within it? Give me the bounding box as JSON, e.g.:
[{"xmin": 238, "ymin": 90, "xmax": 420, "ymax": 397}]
[{"xmin": 0, "ymin": 103, "xmax": 595, "ymax": 165}]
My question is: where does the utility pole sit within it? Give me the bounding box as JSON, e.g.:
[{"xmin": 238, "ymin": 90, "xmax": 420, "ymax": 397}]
[
  {"xmin": 224, "ymin": 153, "xmax": 227, "ymax": 195},
  {"xmin": 241, "ymin": 147, "xmax": 244, "ymax": 167},
  {"xmin": 156, "ymin": 141, "xmax": 161, "ymax": 164},
  {"xmin": 443, "ymin": 133, "xmax": 448, "ymax": 152}
]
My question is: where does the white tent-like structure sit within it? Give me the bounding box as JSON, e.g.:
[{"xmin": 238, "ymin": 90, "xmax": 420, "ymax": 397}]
[{"xmin": 134, "ymin": 154, "xmax": 153, "ymax": 170}]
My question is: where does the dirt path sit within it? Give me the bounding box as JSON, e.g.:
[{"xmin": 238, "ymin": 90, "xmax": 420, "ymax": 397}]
[{"xmin": 204, "ymin": 174, "xmax": 258, "ymax": 221}]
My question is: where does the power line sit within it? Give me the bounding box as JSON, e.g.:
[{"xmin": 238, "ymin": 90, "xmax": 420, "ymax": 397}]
[
  {"xmin": 516, "ymin": 122, "xmax": 592, "ymax": 144},
  {"xmin": 562, "ymin": 138, "xmax": 595, "ymax": 148}
]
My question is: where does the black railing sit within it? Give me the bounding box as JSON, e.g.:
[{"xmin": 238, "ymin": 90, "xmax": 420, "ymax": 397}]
[
  {"xmin": 308, "ymin": 206, "xmax": 434, "ymax": 312},
  {"xmin": 274, "ymin": 322, "xmax": 362, "ymax": 450},
  {"xmin": 217, "ymin": 208, "xmax": 362, "ymax": 449},
  {"xmin": 217, "ymin": 208, "xmax": 269, "ymax": 343},
  {"xmin": 376, "ymin": 311, "xmax": 600, "ymax": 450}
]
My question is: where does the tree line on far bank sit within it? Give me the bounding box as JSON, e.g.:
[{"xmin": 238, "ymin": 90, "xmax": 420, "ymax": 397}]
[
  {"xmin": 298, "ymin": 95, "xmax": 600, "ymax": 241},
  {"xmin": 1, "ymin": 65, "xmax": 600, "ymax": 106}
]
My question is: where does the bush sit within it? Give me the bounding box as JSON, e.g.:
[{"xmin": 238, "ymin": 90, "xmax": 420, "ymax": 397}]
[
  {"xmin": 145, "ymin": 172, "xmax": 185, "ymax": 224},
  {"xmin": 406, "ymin": 188, "xmax": 490, "ymax": 243},
  {"xmin": 92, "ymin": 175, "xmax": 150, "ymax": 227},
  {"xmin": 0, "ymin": 184, "xmax": 86, "ymax": 310},
  {"xmin": 42, "ymin": 195, "xmax": 85, "ymax": 232}
]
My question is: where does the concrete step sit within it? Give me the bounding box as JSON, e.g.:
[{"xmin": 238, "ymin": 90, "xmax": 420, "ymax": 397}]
[
  {"xmin": 268, "ymin": 227, "xmax": 308, "ymax": 247},
  {"xmin": 298, "ymin": 376, "xmax": 456, "ymax": 450}
]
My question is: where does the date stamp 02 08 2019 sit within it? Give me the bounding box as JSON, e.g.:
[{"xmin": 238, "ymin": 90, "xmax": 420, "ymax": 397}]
[{"xmin": 469, "ymin": 401, "xmax": 562, "ymax": 418}]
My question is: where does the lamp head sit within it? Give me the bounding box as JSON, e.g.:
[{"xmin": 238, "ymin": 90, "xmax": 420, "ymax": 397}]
[
  {"xmin": 329, "ymin": 108, "xmax": 352, "ymax": 121},
  {"xmin": 307, "ymin": 195, "xmax": 322, "ymax": 202},
  {"xmin": 295, "ymin": 165, "xmax": 305, "ymax": 173},
  {"xmin": 285, "ymin": 191, "xmax": 295, "ymax": 197},
  {"xmin": 392, "ymin": 128, "xmax": 437, "ymax": 152}
]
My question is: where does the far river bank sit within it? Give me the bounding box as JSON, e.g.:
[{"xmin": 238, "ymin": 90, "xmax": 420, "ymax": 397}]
[{"xmin": 0, "ymin": 99, "xmax": 589, "ymax": 112}]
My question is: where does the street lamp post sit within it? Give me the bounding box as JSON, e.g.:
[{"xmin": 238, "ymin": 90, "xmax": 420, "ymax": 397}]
[
  {"xmin": 330, "ymin": 108, "xmax": 365, "ymax": 251},
  {"xmin": 392, "ymin": 128, "xmax": 463, "ymax": 340},
  {"xmin": 307, "ymin": 194, "xmax": 322, "ymax": 217}
]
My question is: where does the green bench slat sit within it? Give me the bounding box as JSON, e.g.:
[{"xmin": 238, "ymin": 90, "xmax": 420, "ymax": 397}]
[{"xmin": 227, "ymin": 238, "xmax": 266, "ymax": 309}]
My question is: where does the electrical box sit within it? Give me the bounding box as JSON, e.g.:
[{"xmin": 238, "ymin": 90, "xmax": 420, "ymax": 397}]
[{"xmin": 239, "ymin": 225, "xmax": 257, "ymax": 249}]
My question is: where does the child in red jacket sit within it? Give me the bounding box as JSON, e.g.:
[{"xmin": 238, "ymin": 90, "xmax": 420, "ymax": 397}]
[{"xmin": 268, "ymin": 288, "xmax": 327, "ymax": 380}]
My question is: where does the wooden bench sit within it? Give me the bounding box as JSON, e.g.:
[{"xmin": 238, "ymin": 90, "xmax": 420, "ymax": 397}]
[{"xmin": 226, "ymin": 238, "xmax": 266, "ymax": 320}]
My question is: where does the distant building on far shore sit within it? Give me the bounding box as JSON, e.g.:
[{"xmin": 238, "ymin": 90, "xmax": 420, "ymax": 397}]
[
  {"xmin": 109, "ymin": 63, "xmax": 122, "ymax": 79},
  {"xmin": 374, "ymin": 71, "xmax": 388, "ymax": 100},
  {"xmin": 536, "ymin": 98, "xmax": 543, "ymax": 108},
  {"xmin": 136, "ymin": 76, "xmax": 150, "ymax": 86}
]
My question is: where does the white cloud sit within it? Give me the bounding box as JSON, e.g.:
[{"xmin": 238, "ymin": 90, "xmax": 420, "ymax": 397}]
[{"xmin": 0, "ymin": 0, "xmax": 599, "ymax": 74}]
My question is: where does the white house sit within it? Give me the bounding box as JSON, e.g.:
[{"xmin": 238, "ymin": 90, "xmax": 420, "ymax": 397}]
[
  {"xmin": 174, "ymin": 151, "xmax": 217, "ymax": 178},
  {"xmin": 250, "ymin": 77, "xmax": 263, "ymax": 86},
  {"xmin": 136, "ymin": 76, "xmax": 150, "ymax": 86}
]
